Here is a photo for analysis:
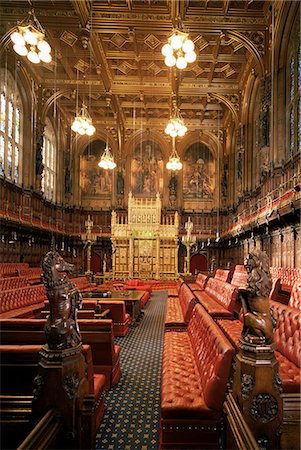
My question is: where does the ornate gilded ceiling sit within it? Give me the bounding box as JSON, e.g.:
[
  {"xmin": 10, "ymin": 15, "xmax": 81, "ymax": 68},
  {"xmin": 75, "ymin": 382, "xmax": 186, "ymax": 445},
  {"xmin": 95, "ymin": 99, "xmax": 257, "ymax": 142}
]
[{"xmin": 0, "ymin": 0, "xmax": 269, "ymax": 144}]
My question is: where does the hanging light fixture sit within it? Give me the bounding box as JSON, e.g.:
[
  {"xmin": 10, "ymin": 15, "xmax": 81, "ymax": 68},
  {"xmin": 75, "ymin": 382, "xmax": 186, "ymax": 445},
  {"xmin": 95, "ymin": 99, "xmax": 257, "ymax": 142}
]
[
  {"xmin": 162, "ymin": 25, "xmax": 196, "ymax": 69},
  {"xmin": 10, "ymin": 9, "xmax": 52, "ymax": 64},
  {"xmin": 98, "ymin": 132, "xmax": 116, "ymax": 170},
  {"xmin": 165, "ymin": 105, "xmax": 187, "ymax": 138},
  {"xmin": 71, "ymin": 103, "xmax": 96, "ymax": 136},
  {"xmin": 166, "ymin": 137, "xmax": 182, "ymax": 171}
]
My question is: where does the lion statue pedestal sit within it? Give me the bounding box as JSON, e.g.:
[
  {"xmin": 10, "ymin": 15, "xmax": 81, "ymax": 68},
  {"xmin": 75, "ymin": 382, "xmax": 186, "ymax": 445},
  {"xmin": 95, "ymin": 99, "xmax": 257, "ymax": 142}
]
[{"xmin": 232, "ymin": 250, "xmax": 283, "ymax": 450}]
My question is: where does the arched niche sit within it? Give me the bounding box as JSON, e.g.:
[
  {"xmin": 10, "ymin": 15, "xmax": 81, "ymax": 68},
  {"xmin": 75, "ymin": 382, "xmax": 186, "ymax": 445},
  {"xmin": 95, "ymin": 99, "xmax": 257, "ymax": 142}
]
[
  {"xmin": 182, "ymin": 142, "xmax": 215, "ymax": 201},
  {"xmin": 80, "ymin": 139, "xmax": 113, "ymax": 208},
  {"xmin": 130, "ymin": 139, "xmax": 164, "ymax": 197}
]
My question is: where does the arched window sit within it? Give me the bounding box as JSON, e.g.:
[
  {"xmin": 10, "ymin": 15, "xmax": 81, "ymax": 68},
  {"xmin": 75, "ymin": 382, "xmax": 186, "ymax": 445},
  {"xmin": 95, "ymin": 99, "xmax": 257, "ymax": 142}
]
[
  {"xmin": 42, "ymin": 118, "xmax": 56, "ymax": 201},
  {"xmin": 0, "ymin": 69, "xmax": 23, "ymax": 183},
  {"xmin": 286, "ymin": 17, "xmax": 301, "ymax": 160}
]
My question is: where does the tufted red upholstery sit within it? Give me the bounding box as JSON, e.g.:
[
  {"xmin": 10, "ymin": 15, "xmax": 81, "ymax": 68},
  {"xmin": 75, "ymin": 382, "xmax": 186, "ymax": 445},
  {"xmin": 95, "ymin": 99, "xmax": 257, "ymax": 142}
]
[
  {"xmin": 161, "ymin": 304, "xmax": 235, "ymax": 449},
  {"xmin": 0, "ymin": 284, "xmax": 47, "ymax": 317},
  {"xmin": 270, "ymin": 267, "xmax": 301, "ymax": 292},
  {"xmin": 0, "ymin": 343, "xmax": 106, "ymax": 428},
  {"xmin": 0, "ymin": 263, "xmax": 29, "ymax": 277},
  {"xmin": 0, "ymin": 317, "xmax": 121, "ymax": 389},
  {"xmin": 125, "ymin": 279, "xmax": 152, "ymax": 292},
  {"xmin": 230, "ymin": 265, "xmax": 248, "ymax": 288},
  {"xmin": 288, "ymin": 282, "xmax": 301, "ymax": 310},
  {"xmin": 167, "ymin": 278, "xmax": 184, "ymax": 297},
  {"xmin": 165, "ymin": 283, "xmax": 197, "ymax": 329},
  {"xmin": 217, "ymin": 302, "xmax": 301, "ymax": 393},
  {"xmin": 214, "ymin": 269, "xmax": 231, "ymax": 283},
  {"xmin": 93, "ymin": 300, "xmax": 132, "ymax": 336},
  {"xmin": 194, "ymin": 278, "xmax": 237, "ymax": 319},
  {"xmin": 188, "ymin": 273, "xmax": 208, "ymax": 292},
  {"xmin": 0, "ymin": 276, "xmax": 29, "ymax": 291}
]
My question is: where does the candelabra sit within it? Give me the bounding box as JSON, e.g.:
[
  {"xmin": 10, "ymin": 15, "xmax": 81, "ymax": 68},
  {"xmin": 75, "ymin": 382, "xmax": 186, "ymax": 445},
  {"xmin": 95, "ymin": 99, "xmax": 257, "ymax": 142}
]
[
  {"xmin": 81, "ymin": 215, "xmax": 96, "ymax": 276},
  {"xmin": 181, "ymin": 217, "xmax": 196, "ymax": 274}
]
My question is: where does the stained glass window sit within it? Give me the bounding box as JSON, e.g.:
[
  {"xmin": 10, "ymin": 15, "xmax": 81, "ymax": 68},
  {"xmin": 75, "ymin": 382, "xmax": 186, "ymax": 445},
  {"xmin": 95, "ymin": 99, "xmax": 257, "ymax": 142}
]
[
  {"xmin": 0, "ymin": 136, "xmax": 4, "ymax": 176},
  {"xmin": 286, "ymin": 18, "xmax": 301, "ymax": 160},
  {"xmin": 0, "ymin": 93, "xmax": 5, "ymax": 133},
  {"xmin": 42, "ymin": 119, "xmax": 56, "ymax": 201},
  {"xmin": 290, "ymin": 56, "xmax": 295, "ymax": 101},
  {"xmin": 0, "ymin": 69, "xmax": 23, "ymax": 183}
]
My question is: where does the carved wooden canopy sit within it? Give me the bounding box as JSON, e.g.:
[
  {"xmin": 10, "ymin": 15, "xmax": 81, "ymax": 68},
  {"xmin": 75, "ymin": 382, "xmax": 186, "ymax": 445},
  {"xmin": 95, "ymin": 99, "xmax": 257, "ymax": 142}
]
[{"xmin": 0, "ymin": 0, "xmax": 269, "ymax": 149}]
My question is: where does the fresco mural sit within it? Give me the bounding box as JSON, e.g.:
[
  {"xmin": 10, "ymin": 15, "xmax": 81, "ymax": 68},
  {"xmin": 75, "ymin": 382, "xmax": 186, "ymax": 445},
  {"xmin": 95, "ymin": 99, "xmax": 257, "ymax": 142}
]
[
  {"xmin": 131, "ymin": 140, "xmax": 163, "ymax": 196},
  {"xmin": 183, "ymin": 142, "xmax": 214, "ymax": 199},
  {"xmin": 80, "ymin": 140, "xmax": 112, "ymax": 198}
]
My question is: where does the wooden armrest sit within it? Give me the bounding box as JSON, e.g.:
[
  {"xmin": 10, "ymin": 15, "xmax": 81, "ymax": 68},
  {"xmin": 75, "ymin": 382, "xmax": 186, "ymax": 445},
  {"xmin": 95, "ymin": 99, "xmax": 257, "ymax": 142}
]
[{"xmin": 95, "ymin": 308, "xmax": 110, "ymax": 319}]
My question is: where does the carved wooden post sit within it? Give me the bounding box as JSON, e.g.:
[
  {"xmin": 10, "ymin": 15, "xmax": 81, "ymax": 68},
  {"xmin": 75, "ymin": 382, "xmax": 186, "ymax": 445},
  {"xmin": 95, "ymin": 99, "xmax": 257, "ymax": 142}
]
[
  {"xmin": 32, "ymin": 247, "xmax": 94, "ymax": 449},
  {"xmin": 232, "ymin": 250, "xmax": 283, "ymax": 449}
]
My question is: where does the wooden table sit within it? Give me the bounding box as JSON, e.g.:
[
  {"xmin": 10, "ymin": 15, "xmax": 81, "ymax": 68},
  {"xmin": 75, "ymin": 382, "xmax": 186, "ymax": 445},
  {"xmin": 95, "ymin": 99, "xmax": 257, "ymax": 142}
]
[{"xmin": 82, "ymin": 290, "xmax": 146, "ymax": 322}]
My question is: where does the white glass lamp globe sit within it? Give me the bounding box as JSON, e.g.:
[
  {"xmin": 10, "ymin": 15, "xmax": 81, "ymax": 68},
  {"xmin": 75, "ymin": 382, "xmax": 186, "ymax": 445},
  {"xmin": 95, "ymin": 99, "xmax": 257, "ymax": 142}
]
[
  {"xmin": 77, "ymin": 127, "xmax": 86, "ymax": 135},
  {"xmin": 162, "ymin": 43, "xmax": 173, "ymax": 57},
  {"xmin": 170, "ymin": 34, "xmax": 183, "ymax": 50},
  {"xmin": 176, "ymin": 56, "xmax": 187, "ymax": 69},
  {"xmin": 27, "ymin": 50, "xmax": 40, "ymax": 64},
  {"xmin": 86, "ymin": 125, "xmax": 96, "ymax": 136},
  {"xmin": 23, "ymin": 30, "xmax": 38, "ymax": 46},
  {"xmin": 170, "ymin": 129, "xmax": 177, "ymax": 138},
  {"xmin": 13, "ymin": 44, "xmax": 28, "ymax": 56},
  {"xmin": 39, "ymin": 51, "xmax": 52, "ymax": 63},
  {"xmin": 11, "ymin": 31, "xmax": 25, "ymax": 46},
  {"xmin": 71, "ymin": 119, "xmax": 80, "ymax": 132},
  {"xmin": 37, "ymin": 40, "xmax": 51, "ymax": 54},
  {"xmin": 177, "ymin": 127, "xmax": 186, "ymax": 137},
  {"xmin": 185, "ymin": 51, "xmax": 197, "ymax": 63},
  {"xmin": 182, "ymin": 39, "xmax": 195, "ymax": 54},
  {"xmin": 165, "ymin": 54, "xmax": 176, "ymax": 67}
]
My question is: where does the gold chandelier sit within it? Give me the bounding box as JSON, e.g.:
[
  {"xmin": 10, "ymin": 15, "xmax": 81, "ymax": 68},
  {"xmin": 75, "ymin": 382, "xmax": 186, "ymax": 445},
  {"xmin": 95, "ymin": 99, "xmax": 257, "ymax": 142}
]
[
  {"xmin": 10, "ymin": 9, "xmax": 52, "ymax": 64},
  {"xmin": 166, "ymin": 138, "xmax": 182, "ymax": 171},
  {"xmin": 162, "ymin": 29, "xmax": 196, "ymax": 69},
  {"xmin": 98, "ymin": 134, "xmax": 116, "ymax": 170},
  {"xmin": 165, "ymin": 105, "xmax": 187, "ymax": 138},
  {"xmin": 71, "ymin": 104, "xmax": 96, "ymax": 136}
]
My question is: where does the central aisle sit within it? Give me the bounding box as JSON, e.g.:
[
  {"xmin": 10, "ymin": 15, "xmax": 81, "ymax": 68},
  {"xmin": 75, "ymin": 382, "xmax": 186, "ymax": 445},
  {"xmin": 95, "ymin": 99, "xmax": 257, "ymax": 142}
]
[{"xmin": 95, "ymin": 291, "xmax": 167, "ymax": 450}]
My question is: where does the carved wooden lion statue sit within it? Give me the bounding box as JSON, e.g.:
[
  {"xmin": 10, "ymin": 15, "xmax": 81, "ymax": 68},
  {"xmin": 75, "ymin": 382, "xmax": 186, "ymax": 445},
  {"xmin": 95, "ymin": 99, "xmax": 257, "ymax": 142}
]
[{"xmin": 238, "ymin": 250, "xmax": 274, "ymax": 344}]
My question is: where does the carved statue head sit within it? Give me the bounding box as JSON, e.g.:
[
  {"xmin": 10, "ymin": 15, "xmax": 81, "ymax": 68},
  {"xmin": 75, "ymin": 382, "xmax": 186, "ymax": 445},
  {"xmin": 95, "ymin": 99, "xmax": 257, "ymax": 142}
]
[
  {"xmin": 244, "ymin": 249, "xmax": 272, "ymax": 297},
  {"xmin": 42, "ymin": 249, "xmax": 74, "ymax": 290}
]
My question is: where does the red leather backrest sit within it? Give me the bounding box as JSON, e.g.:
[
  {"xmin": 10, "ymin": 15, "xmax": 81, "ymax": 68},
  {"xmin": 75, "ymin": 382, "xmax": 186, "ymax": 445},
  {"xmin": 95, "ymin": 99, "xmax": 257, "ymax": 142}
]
[
  {"xmin": 271, "ymin": 303, "xmax": 301, "ymax": 368},
  {"xmin": 179, "ymin": 284, "xmax": 196, "ymax": 322},
  {"xmin": 196, "ymin": 273, "xmax": 208, "ymax": 289},
  {"xmin": 289, "ymin": 282, "xmax": 301, "ymax": 310},
  {"xmin": 214, "ymin": 269, "xmax": 231, "ymax": 283},
  {"xmin": 205, "ymin": 278, "xmax": 238, "ymax": 311},
  {"xmin": 188, "ymin": 304, "xmax": 235, "ymax": 411},
  {"xmin": 231, "ymin": 265, "xmax": 248, "ymax": 287}
]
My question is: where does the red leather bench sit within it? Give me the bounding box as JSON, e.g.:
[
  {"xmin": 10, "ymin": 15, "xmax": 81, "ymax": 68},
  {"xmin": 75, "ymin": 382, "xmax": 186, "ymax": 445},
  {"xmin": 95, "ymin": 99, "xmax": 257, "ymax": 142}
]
[
  {"xmin": 0, "ymin": 318, "xmax": 121, "ymax": 389},
  {"xmin": 0, "ymin": 343, "xmax": 106, "ymax": 427},
  {"xmin": 17, "ymin": 268, "xmax": 42, "ymax": 284},
  {"xmin": 194, "ymin": 278, "xmax": 238, "ymax": 319},
  {"xmin": 165, "ymin": 283, "xmax": 197, "ymax": 330},
  {"xmin": 0, "ymin": 263, "xmax": 29, "ymax": 277},
  {"xmin": 69, "ymin": 276, "xmax": 96, "ymax": 292},
  {"xmin": 160, "ymin": 303, "xmax": 235, "ymax": 449},
  {"xmin": 286, "ymin": 281, "xmax": 301, "ymax": 310},
  {"xmin": 0, "ymin": 284, "xmax": 47, "ymax": 318},
  {"xmin": 167, "ymin": 278, "xmax": 185, "ymax": 297},
  {"xmin": 0, "ymin": 276, "xmax": 29, "ymax": 291},
  {"xmin": 125, "ymin": 279, "xmax": 152, "ymax": 293},
  {"xmin": 217, "ymin": 302, "xmax": 300, "ymax": 394},
  {"xmin": 188, "ymin": 273, "xmax": 208, "ymax": 292},
  {"xmin": 214, "ymin": 269, "xmax": 231, "ymax": 283},
  {"xmin": 230, "ymin": 264, "xmax": 248, "ymax": 288},
  {"xmin": 270, "ymin": 267, "xmax": 301, "ymax": 293},
  {"xmin": 91, "ymin": 300, "xmax": 131, "ymax": 336}
]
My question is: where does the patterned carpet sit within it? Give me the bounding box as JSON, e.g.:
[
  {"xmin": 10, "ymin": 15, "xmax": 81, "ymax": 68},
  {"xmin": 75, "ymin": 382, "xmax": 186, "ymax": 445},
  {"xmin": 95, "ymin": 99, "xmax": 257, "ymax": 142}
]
[{"xmin": 95, "ymin": 291, "xmax": 167, "ymax": 450}]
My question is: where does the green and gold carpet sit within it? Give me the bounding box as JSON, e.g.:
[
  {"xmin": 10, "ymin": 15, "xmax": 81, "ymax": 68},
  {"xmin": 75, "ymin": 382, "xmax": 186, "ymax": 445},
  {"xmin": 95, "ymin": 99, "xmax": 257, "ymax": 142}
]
[{"xmin": 95, "ymin": 291, "xmax": 167, "ymax": 450}]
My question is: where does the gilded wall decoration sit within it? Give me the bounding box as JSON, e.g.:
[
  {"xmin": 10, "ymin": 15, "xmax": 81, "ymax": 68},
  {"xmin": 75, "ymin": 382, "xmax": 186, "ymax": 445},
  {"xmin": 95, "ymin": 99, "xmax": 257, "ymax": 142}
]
[
  {"xmin": 80, "ymin": 140, "xmax": 112, "ymax": 199},
  {"xmin": 131, "ymin": 140, "xmax": 163, "ymax": 196},
  {"xmin": 183, "ymin": 143, "xmax": 214, "ymax": 199}
]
